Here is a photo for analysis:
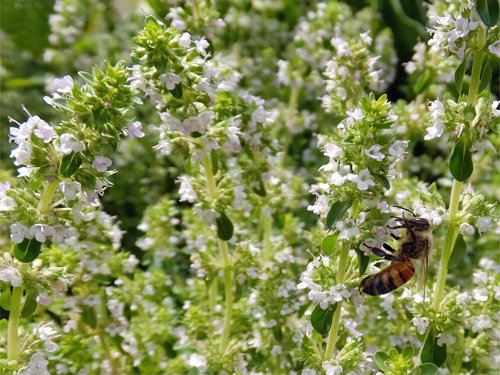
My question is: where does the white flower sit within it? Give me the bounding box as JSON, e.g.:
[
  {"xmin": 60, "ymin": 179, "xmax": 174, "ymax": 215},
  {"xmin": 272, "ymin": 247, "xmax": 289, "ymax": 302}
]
[
  {"xmin": 411, "ymin": 317, "xmax": 429, "ymax": 335},
  {"xmin": 307, "ymin": 195, "xmax": 329, "ymax": 216},
  {"xmin": 329, "ymin": 165, "xmax": 353, "ymax": 186},
  {"xmin": 488, "ymin": 40, "xmax": 500, "ymax": 57},
  {"xmin": 188, "ymin": 354, "xmax": 207, "ymax": 372},
  {"xmin": 472, "ymin": 287, "xmax": 488, "ymax": 302},
  {"xmin": 17, "ymin": 352, "xmax": 50, "ymax": 375},
  {"xmin": 437, "ymin": 333, "xmax": 456, "ymax": 347},
  {"xmin": 365, "ymin": 144, "xmax": 385, "ymax": 160},
  {"xmin": 471, "ymin": 314, "xmax": 493, "ymax": 333},
  {"xmin": 336, "ymin": 219, "xmax": 360, "ymax": 239},
  {"xmin": 476, "ymin": 217, "xmax": 493, "ymax": 234},
  {"xmin": 425, "ymin": 99, "xmax": 445, "ymax": 140},
  {"xmin": 178, "ymin": 175, "xmax": 197, "ymax": 203},
  {"xmin": 126, "ymin": 121, "xmax": 145, "ymax": 138},
  {"xmin": 459, "ymin": 222, "xmax": 474, "ymax": 235},
  {"xmin": 159, "ymin": 73, "xmax": 181, "ymax": 90},
  {"xmin": 194, "ymin": 38, "xmax": 210, "ymax": 56},
  {"xmin": 0, "ymin": 267, "xmax": 22, "ymax": 287},
  {"xmin": 389, "ymin": 140, "xmax": 408, "ymax": 159},
  {"xmin": 0, "ymin": 182, "xmax": 15, "ymax": 211},
  {"xmin": 322, "ymin": 360, "xmax": 343, "ymax": 375},
  {"xmin": 179, "ymin": 32, "xmax": 191, "ymax": 48},
  {"xmin": 58, "ymin": 181, "xmax": 81, "ymax": 200},
  {"xmin": 346, "ymin": 107, "xmax": 364, "ymax": 121},
  {"xmin": 9, "ymin": 116, "xmax": 37, "ymax": 144},
  {"xmin": 10, "ymin": 141, "xmax": 32, "ymax": 165},
  {"xmin": 355, "ymin": 168, "xmax": 375, "ymax": 191},
  {"xmin": 32, "ymin": 224, "xmax": 54, "ymax": 242},
  {"xmin": 10, "ymin": 223, "xmax": 29, "ymax": 243},
  {"xmin": 47, "ymin": 75, "xmax": 74, "ymax": 93},
  {"xmin": 323, "ymin": 143, "xmax": 343, "ymax": 158},
  {"xmin": 33, "ymin": 119, "xmax": 56, "ymax": 143},
  {"xmin": 92, "ymin": 156, "xmax": 112, "ymax": 172},
  {"xmin": 59, "ymin": 133, "xmax": 84, "ymax": 154},
  {"xmin": 154, "ymin": 139, "xmax": 172, "ymax": 155}
]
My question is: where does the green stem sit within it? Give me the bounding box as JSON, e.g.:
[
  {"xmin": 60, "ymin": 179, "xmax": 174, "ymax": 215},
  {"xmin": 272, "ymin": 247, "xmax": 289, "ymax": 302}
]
[
  {"xmin": 324, "ymin": 201, "xmax": 360, "ymax": 360},
  {"xmin": 208, "ymin": 278, "xmax": 217, "ymax": 310},
  {"xmin": 7, "ymin": 285, "xmax": 24, "ymax": 360},
  {"xmin": 202, "ymin": 156, "xmax": 233, "ymax": 353},
  {"xmin": 433, "ymin": 180, "xmax": 463, "ymax": 310},
  {"xmin": 262, "ymin": 209, "xmax": 272, "ymax": 260},
  {"xmin": 324, "ymin": 245, "xmax": 349, "ymax": 360},
  {"xmin": 432, "ymin": 30, "xmax": 486, "ymax": 310},
  {"xmin": 219, "ymin": 239, "xmax": 233, "ymax": 353},
  {"xmin": 37, "ymin": 179, "xmax": 59, "ymax": 214},
  {"xmin": 467, "ymin": 28, "xmax": 486, "ymax": 104}
]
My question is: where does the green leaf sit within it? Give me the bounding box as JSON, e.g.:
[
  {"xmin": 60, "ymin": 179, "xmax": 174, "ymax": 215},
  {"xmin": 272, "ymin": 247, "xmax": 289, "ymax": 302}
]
[
  {"xmin": 374, "ymin": 351, "xmax": 391, "ymax": 372},
  {"xmin": 326, "ymin": 200, "xmax": 352, "ymax": 229},
  {"xmin": 477, "ymin": 0, "xmax": 500, "ymax": 27},
  {"xmin": 82, "ymin": 307, "xmax": 97, "ymax": 329},
  {"xmin": 321, "ymin": 234, "xmax": 337, "ymax": 256},
  {"xmin": 478, "ymin": 59, "xmax": 492, "ymax": 93},
  {"xmin": 355, "ymin": 248, "xmax": 370, "ymax": 276},
  {"xmin": 0, "ymin": 289, "xmax": 11, "ymax": 311},
  {"xmin": 20, "ymin": 291, "xmax": 37, "ymax": 318},
  {"xmin": 449, "ymin": 136, "xmax": 473, "ymax": 182},
  {"xmin": 413, "ymin": 69, "xmax": 432, "ymax": 95},
  {"xmin": 417, "ymin": 363, "xmax": 439, "ymax": 375},
  {"xmin": 374, "ymin": 173, "xmax": 391, "ymax": 190},
  {"xmin": 402, "ymin": 345, "xmax": 415, "ymax": 359},
  {"xmin": 454, "ymin": 57, "xmax": 468, "ymax": 95},
  {"xmin": 170, "ymin": 83, "xmax": 183, "ymax": 99},
  {"xmin": 448, "ymin": 234, "xmax": 467, "ymax": 268},
  {"xmin": 311, "ymin": 303, "xmax": 337, "ymax": 336},
  {"xmin": 13, "ymin": 238, "xmax": 42, "ymax": 263},
  {"xmin": 216, "ymin": 211, "xmax": 234, "ymax": 241},
  {"xmin": 59, "ymin": 153, "xmax": 83, "ymax": 178},
  {"xmin": 420, "ymin": 327, "xmax": 447, "ymax": 367}
]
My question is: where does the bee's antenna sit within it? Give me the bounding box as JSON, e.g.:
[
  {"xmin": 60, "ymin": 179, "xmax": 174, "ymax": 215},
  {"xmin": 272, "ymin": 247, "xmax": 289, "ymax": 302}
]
[{"xmin": 393, "ymin": 205, "xmax": 415, "ymax": 217}]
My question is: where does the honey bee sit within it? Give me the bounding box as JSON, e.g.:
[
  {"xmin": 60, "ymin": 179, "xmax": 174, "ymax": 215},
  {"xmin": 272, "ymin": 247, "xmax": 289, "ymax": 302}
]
[{"xmin": 360, "ymin": 209, "xmax": 432, "ymax": 296}]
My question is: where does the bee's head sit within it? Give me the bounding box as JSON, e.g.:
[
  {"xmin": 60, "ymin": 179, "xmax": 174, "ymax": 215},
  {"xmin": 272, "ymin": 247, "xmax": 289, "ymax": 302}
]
[{"xmin": 406, "ymin": 218, "xmax": 431, "ymax": 232}]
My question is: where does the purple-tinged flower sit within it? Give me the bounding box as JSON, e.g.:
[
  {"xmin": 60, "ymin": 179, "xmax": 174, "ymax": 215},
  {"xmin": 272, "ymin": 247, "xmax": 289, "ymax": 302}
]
[
  {"xmin": 92, "ymin": 156, "xmax": 112, "ymax": 172},
  {"xmin": 46, "ymin": 75, "xmax": 74, "ymax": 93},
  {"xmin": 33, "ymin": 119, "xmax": 57, "ymax": 143},
  {"xmin": 125, "ymin": 121, "xmax": 145, "ymax": 138}
]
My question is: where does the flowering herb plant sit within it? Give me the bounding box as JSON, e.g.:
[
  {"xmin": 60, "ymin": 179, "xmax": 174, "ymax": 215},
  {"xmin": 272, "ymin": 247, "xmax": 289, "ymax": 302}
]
[{"xmin": 0, "ymin": 0, "xmax": 499, "ymax": 374}]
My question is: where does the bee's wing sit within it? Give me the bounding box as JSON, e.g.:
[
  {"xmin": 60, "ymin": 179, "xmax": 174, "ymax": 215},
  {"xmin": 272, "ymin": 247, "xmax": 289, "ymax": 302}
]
[{"xmin": 414, "ymin": 252, "xmax": 429, "ymax": 302}]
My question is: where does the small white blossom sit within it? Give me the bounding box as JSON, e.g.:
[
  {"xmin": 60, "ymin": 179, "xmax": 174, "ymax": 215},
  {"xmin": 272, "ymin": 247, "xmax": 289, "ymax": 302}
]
[
  {"xmin": 389, "ymin": 140, "xmax": 408, "ymax": 159},
  {"xmin": 159, "ymin": 73, "xmax": 181, "ymax": 90},
  {"xmin": 58, "ymin": 181, "xmax": 81, "ymax": 200},
  {"xmin": 0, "ymin": 182, "xmax": 15, "ymax": 211},
  {"xmin": 336, "ymin": 219, "xmax": 360, "ymax": 239},
  {"xmin": 92, "ymin": 156, "xmax": 112, "ymax": 172},
  {"xmin": 194, "ymin": 38, "xmax": 210, "ymax": 56},
  {"xmin": 179, "ymin": 32, "xmax": 191, "ymax": 48},
  {"xmin": 322, "ymin": 360, "xmax": 343, "ymax": 375},
  {"xmin": 323, "ymin": 143, "xmax": 343, "ymax": 158},
  {"xmin": 59, "ymin": 133, "xmax": 84, "ymax": 154},
  {"xmin": 178, "ymin": 175, "xmax": 197, "ymax": 203},
  {"xmin": 126, "ymin": 121, "xmax": 145, "ymax": 138},
  {"xmin": 411, "ymin": 317, "xmax": 429, "ymax": 335},
  {"xmin": 188, "ymin": 353, "xmax": 207, "ymax": 372},
  {"xmin": 10, "ymin": 223, "xmax": 29, "ymax": 243},
  {"xmin": 355, "ymin": 168, "xmax": 375, "ymax": 191},
  {"xmin": 476, "ymin": 217, "xmax": 493, "ymax": 234},
  {"xmin": 459, "ymin": 222, "xmax": 474, "ymax": 235},
  {"xmin": 425, "ymin": 99, "xmax": 445, "ymax": 140},
  {"xmin": 18, "ymin": 352, "xmax": 50, "ymax": 375},
  {"xmin": 0, "ymin": 267, "xmax": 22, "ymax": 287},
  {"xmin": 365, "ymin": 144, "xmax": 385, "ymax": 160},
  {"xmin": 33, "ymin": 119, "xmax": 57, "ymax": 143},
  {"xmin": 47, "ymin": 75, "xmax": 74, "ymax": 93},
  {"xmin": 471, "ymin": 314, "xmax": 493, "ymax": 333}
]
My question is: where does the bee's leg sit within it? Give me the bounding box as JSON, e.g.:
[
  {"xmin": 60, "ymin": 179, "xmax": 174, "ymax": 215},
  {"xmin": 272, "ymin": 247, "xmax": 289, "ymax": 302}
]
[
  {"xmin": 367, "ymin": 246, "xmax": 406, "ymax": 262},
  {"xmin": 383, "ymin": 243, "xmax": 397, "ymax": 253}
]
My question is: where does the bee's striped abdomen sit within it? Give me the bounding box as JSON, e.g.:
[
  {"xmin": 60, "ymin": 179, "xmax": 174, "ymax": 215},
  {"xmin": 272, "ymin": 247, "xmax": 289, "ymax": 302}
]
[{"xmin": 361, "ymin": 260, "xmax": 415, "ymax": 296}]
